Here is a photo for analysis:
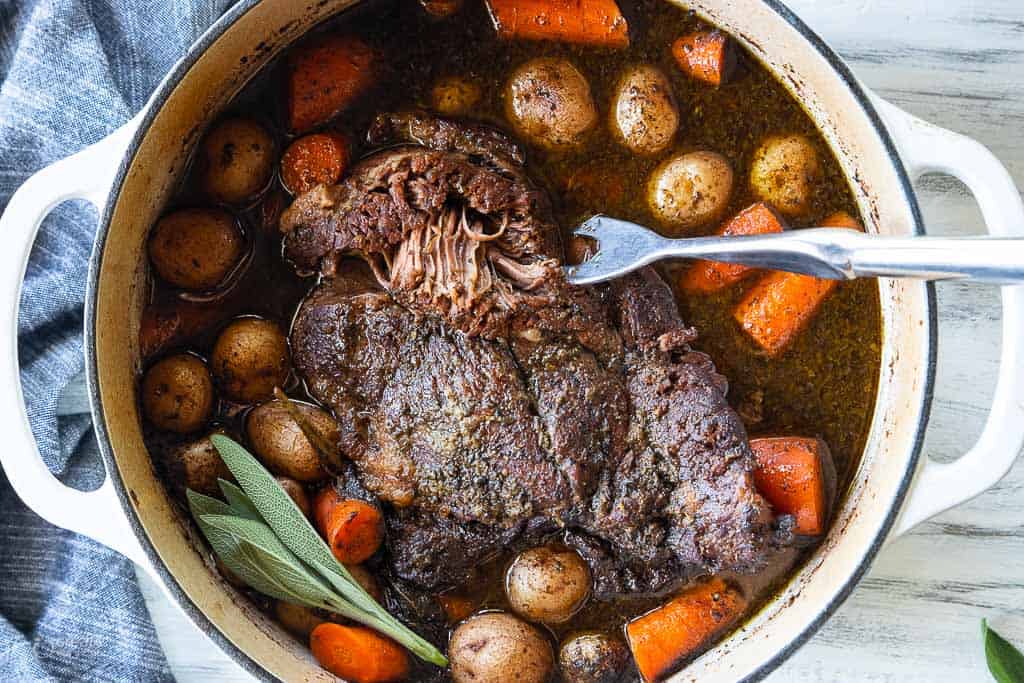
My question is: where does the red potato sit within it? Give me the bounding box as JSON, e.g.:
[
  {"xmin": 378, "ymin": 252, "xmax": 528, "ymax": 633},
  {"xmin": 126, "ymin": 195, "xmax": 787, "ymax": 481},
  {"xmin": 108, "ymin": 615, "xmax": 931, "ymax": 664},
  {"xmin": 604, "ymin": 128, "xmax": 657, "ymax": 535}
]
[
  {"xmin": 733, "ymin": 211, "xmax": 862, "ymax": 355},
  {"xmin": 485, "ymin": 0, "xmax": 629, "ymax": 49},
  {"xmin": 750, "ymin": 436, "xmax": 836, "ymax": 536},
  {"xmin": 672, "ymin": 30, "xmax": 737, "ymax": 86},
  {"xmin": 679, "ymin": 203, "xmax": 786, "ymax": 293},
  {"xmin": 287, "ymin": 34, "xmax": 376, "ymax": 134}
]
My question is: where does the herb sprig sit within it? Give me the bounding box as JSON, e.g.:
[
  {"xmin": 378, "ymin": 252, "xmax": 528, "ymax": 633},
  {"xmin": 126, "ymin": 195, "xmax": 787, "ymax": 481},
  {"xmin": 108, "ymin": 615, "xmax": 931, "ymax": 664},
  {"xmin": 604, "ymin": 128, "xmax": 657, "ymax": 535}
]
[
  {"xmin": 186, "ymin": 434, "xmax": 447, "ymax": 667},
  {"xmin": 983, "ymin": 619, "xmax": 1024, "ymax": 683}
]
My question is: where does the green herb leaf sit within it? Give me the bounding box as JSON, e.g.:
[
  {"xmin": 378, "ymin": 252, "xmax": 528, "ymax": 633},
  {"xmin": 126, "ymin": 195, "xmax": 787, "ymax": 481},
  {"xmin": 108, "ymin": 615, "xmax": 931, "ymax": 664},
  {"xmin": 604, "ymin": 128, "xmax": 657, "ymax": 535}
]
[
  {"xmin": 983, "ymin": 619, "xmax": 1024, "ymax": 683},
  {"xmin": 205, "ymin": 434, "xmax": 448, "ymax": 667},
  {"xmin": 218, "ymin": 479, "xmax": 262, "ymax": 520}
]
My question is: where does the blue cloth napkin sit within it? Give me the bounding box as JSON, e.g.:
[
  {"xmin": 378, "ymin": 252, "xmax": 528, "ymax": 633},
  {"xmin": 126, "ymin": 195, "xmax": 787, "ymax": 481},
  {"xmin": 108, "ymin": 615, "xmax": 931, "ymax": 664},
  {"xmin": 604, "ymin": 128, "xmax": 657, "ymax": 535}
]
[{"xmin": 0, "ymin": 1, "xmax": 235, "ymax": 679}]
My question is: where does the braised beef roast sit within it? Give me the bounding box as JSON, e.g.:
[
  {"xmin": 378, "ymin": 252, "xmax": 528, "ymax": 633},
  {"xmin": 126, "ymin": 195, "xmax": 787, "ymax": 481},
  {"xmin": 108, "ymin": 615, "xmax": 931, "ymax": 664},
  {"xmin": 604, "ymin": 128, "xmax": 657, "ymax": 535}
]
[{"xmin": 283, "ymin": 114, "xmax": 790, "ymax": 599}]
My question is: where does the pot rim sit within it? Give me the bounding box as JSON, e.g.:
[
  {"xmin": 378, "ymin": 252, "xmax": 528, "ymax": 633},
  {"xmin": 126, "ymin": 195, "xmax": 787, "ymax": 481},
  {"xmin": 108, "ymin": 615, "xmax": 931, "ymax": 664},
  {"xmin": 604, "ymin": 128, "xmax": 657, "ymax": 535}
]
[{"xmin": 83, "ymin": 1, "xmax": 937, "ymax": 680}]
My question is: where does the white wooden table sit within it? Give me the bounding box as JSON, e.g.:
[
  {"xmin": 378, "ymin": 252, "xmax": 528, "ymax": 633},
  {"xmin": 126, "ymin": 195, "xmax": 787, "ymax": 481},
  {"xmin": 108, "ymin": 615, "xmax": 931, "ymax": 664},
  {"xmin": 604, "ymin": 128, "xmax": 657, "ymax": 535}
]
[{"xmin": 136, "ymin": 1, "xmax": 1024, "ymax": 680}]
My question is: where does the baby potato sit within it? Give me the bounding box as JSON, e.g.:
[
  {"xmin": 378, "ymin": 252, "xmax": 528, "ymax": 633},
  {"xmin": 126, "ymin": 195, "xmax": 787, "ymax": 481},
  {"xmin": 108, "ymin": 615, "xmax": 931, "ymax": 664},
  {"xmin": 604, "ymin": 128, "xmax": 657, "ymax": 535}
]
[
  {"xmin": 199, "ymin": 117, "xmax": 275, "ymax": 207},
  {"xmin": 749, "ymin": 133, "xmax": 822, "ymax": 217},
  {"xmin": 611, "ymin": 64, "xmax": 680, "ymax": 155},
  {"xmin": 274, "ymin": 476, "xmax": 311, "ymax": 517},
  {"xmin": 648, "ymin": 150, "xmax": 734, "ymax": 232},
  {"xmin": 210, "ymin": 318, "xmax": 290, "ymax": 403},
  {"xmin": 246, "ymin": 400, "xmax": 338, "ymax": 482},
  {"xmin": 165, "ymin": 431, "xmax": 231, "ymax": 496},
  {"xmin": 559, "ymin": 632, "xmax": 630, "ymax": 683},
  {"xmin": 432, "ymin": 75, "xmax": 482, "ymax": 116},
  {"xmin": 506, "ymin": 57, "xmax": 597, "ymax": 150},
  {"xmin": 506, "ymin": 546, "xmax": 591, "ymax": 624},
  {"xmin": 148, "ymin": 208, "xmax": 244, "ymax": 291},
  {"xmin": 141, "ymin": 353, "xmax": 214, "ymax": 433},
  {"xmin": 450, "ymin": 612, "xmax": 554, "ymax": 683},
  {"xmin": 346, "ymin": 563, "xmax": 384, "ymax": 603},
  {"xmin": 275, "ymin": 601, "xmax": 327, "ymax": 639}
]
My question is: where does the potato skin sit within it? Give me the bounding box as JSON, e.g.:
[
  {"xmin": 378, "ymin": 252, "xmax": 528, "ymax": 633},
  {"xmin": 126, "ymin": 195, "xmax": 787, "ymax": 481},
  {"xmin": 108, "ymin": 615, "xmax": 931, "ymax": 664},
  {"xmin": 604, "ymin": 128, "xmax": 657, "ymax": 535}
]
[
  {"xmin": 346, "ymin": 563, "xmax": 384, "ymax": 603},
  {"xmin": 749, "ymin": 133, "xmax": 822, "ymax": 217},
  {"xmin": 199, "ymin": 117, "xmax": 275, "ymax": 207},
  {"xmin": 507, "ymin": 57, "xmax": 597, "ymax": 149},
  {"xmin": 432, "ymin": 75, "xmax": 482, "ymax": 116},
  {"xmin": 449, "ymin": 612, "xmax": 554, "ymax": 683},
  {"xmin": 274, "ymin": 476, "xmax": 311, "ymax": 516},
  {"xmin": 246, "ymin": 400, "xmax": 337, "ymax": 481},
  {"xmin": 506, "ymin": 546, "xmax": 591, "ymax": 624},
  {"xmin": 559, "ymin": 632, "xmax": 630, "ymax": 683},
  {"xmin": 142, "ymin": 354, "xmax": 214, "ymax": 433},
  {"xmin": 611, "ymin": 64, "xmax": 679, "ymax": 155},
  {"xmin": 275, "ymin": 601, "xmax": 327, "ymax": 639},
  {"xmin": 148, "ymin": 208, "xmax": 244, "ymax": 291},
  {"xmin": 165, "ymin": 431, "xmax": 231, "ymax": 496},
  {"xmin": 211, "ymin": 318, "xmax": 290, "ymax": 403},
  {"xmin": 648, "ymin": 150, "xmax": 734, "ymax": 232}
]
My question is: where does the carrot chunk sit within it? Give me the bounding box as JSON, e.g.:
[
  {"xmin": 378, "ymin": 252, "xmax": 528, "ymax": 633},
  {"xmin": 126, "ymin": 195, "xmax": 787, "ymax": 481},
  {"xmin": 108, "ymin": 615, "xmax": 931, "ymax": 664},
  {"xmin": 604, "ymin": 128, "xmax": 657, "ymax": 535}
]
[
  {"xmin": 310, "ymin": 623, "xmax": 409, "ymax": 683},
  {"xmin": 679, "ymin": 203, "xmax": 786, "ymax": 293},
  {"xmin": 750, "ymin": 436, "xmax": 833, "ymax": 536},
  {"xmin": 280, "ymin": 131, "xmax": 350, "ymax": 195},
  {"xmin": 626, "ymin": 577, "xmax": 746, "ymax": 682},
  {"xmin": 672, "ymin": 30, "xmax": 736, "ymax": 86},
  {"xmin": 286, "ymin": 34, "xmax": 376, "ymax": 134},
  {"xmin": 484, "ymin": 0, "xmax": 630, "ymax": 49},
  {"xmin": 733, "ymin": 211, "xmax": 862, "ymax": 355},
  {"xmin": 314, "ymin": 492, "xmax": 385, "ymax": 565}
]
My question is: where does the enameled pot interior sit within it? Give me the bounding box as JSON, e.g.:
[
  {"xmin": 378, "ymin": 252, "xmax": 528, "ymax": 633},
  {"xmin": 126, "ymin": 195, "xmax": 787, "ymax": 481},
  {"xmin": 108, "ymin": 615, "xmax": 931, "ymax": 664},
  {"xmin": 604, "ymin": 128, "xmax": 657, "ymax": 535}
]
[{"xmin": 88, "ymin": 1, "xmax": 931, "ymax": 680}]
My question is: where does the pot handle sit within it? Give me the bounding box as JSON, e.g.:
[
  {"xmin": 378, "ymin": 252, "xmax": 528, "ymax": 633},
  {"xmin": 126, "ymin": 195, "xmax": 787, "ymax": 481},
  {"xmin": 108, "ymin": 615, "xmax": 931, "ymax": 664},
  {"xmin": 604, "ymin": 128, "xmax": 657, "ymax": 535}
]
[
  {"xmin": 0, "ymin": 116, "xmax": 158, "ymax": 576},
  {"xmin": 873, "ymin": 97, "xmax": 1024, "ymax": 537}
]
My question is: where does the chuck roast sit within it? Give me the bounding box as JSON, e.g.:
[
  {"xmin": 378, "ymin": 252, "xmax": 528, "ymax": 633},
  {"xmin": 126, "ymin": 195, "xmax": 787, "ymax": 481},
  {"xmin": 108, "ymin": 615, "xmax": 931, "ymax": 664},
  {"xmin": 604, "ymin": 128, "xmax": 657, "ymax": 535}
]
[{"xmin": 283, "ymin": 113, "xmax": 788, "ymax": 598}]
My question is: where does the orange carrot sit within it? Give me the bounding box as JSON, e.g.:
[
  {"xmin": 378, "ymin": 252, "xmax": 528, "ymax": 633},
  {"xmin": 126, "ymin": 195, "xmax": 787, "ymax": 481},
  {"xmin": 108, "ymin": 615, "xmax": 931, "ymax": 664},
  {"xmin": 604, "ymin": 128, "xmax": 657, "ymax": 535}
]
[
  {"xmin": 679, "ymin": 203, "xmax": 786, "ymax": 293},
  {"xmin": 280, "ymin": 132, "xmax": 350, "ymax": 195},
  {"xmin": 310, "ymin": 623, "xmax": 409, "ymax": 683},
  {"xmin": 672, "ymin": 30, "xmax": 736, "ymax": 86},
  {"xmin": 437, "ymin": 592, "xmax": 477, "ymax": 624},
  {"xmin": 314, "ymin": 492, "xmax": 385, "ymax": 565},
  {"xmin": 626, "ymin": 577, "xmax": 747, "ymax": 682},
  {"xmin": 733, "ymin": 211, "xmax": 862, "ymax": 355},
  {"xmin": 484, "ymin": 0, "xmax": 630, "ymax": 49},
  {"xmin": 750, "ymin": 436, "xmax": 834, "ymax": 536},
  {"xmin": 287, "ymin": 34, "xmax": 376, "ymax": 134}
]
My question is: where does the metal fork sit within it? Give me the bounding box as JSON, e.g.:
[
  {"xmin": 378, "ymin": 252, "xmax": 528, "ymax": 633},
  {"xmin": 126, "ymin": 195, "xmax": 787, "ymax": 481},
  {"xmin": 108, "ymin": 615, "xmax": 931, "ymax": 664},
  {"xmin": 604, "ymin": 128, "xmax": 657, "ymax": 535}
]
[{"xmin": 564, "ymin": 214, "xmax": 1024, "ymax": 286}]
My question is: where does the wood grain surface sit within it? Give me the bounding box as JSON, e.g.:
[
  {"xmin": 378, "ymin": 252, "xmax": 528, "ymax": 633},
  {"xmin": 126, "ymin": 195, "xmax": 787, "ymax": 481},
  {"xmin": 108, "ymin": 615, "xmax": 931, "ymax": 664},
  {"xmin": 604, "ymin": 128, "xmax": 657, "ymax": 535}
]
[{"xmin": 132, "ymin": 1, "xmax": 1024, "ymax": 680}]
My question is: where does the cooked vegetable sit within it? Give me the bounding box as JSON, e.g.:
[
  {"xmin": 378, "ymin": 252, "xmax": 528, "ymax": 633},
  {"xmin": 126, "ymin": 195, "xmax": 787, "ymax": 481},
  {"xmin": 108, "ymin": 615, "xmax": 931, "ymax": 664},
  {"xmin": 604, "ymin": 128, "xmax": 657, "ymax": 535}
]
[
  {"xmin": 438, "ymin": 592, "xmax": 478, "ymax": 624},
  {"xmin": 310, "ymin": 623, "xmax": 410, "ymax": 683},
  {"xmin": 140, "ymin": 300, "xmax": 223, "ymax": 359},
  {"xmin": 626, "ymin": 577, "xmax": 747, "ymax": 682},
  {"xmin": 246, "ymin": 399, "xmax": 337, "ymax": 481},
  {"xmin": 314, "ymin": 494, "xmax": 385, "ymax": 564},
  {"xmin": 648, "ymin": 150, "xmax": 734, "ymax": 232},
  {"xmin": 671, "ymin": 30, "xmax": 736, "ymax": 86},
  {"xmin": 420, "ymin": 0, "xmax": 463, "ymax": 18},
  {"xmin": 164, "ymin": 432, "xmax": 231, "ymax": 495},
  {"xmin": 199, "ymin": 118, "xmax": 275, "ymax": 207},
  {"xmin": 449, "ymin": 612, "xmax": 554, "ymax": 683},
  {"xmin": 287, "ymin": 34, "xmax": 376, "ymax": 134},
  {"xmin": 506, "ymin": 57, "xmax": 598, "ymax": 149},
  {"xmin": 750, "ymin": 436, "xmax": 835, "ymax": 536},
  {"xmin": 280, "ymin": 132, "xmax": 350, "ymax": 195},
  {"xmin": 611, "ymin": 64, "xmax": 679, "ymax": 155},
  {"xmin": 210, "ymin": 317, "xmax": 290, "ymax": 403},
  {"xmin": 148, "ymin": 208, "xmax": 244, "ymax": 291},
  {"xmin": 485, "ymin": 0, "xmax": 629, "ymax": 48},
  {"xmin": 432, "ymin": 75, "xmax": 482, "ymax": 115},
  {"xmin": 347, "ymin": 563, "xmax": 384, "ymax": 603},
  {"xmin": 274, "ymin": 476, "xmax": 311, "ymax": 517},
  {"xmin": 275, "ymin": 600, "xmax": 327, "ymax": 639},
  {"xmin": 141, "ymin": 353, "xmax": 214, "ymax": 433},
  {"xmin": 506, "ymin": 546, "xmax": 591, "ymax": 624},
  {"xmin": 734, "ymin": 211, "xmax": 861, "ymax": 355},
  {"xmin": 679, "ymin": 202, "xmax": 786, "ymax": 293},
  {"xmin": 749, "ymin": 134, "xmax": 822, "ymax": 217},
  {"xmin": 559, "ymin": 632, "xmax": 630, "ymax": 683}
]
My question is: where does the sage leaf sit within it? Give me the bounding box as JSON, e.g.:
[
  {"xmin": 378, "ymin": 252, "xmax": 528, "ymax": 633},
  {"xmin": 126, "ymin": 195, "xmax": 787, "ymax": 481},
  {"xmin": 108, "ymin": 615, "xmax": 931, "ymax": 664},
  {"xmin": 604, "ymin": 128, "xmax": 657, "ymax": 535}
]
[
  {"xmin": 218, "ymin": 479, "xmax": 261, "ymax": 520},
  {"xmin": 983, "ymin": 619, "xmax": 1024, "ymax": 683}
]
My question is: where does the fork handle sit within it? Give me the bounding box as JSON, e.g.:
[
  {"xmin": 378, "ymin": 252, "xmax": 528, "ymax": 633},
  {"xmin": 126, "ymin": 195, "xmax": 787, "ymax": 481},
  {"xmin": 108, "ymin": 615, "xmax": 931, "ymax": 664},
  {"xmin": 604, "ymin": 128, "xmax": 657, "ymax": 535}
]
[{"xmin": 667, "ymin": 228, "xmax": 1024, "ymax": 284}]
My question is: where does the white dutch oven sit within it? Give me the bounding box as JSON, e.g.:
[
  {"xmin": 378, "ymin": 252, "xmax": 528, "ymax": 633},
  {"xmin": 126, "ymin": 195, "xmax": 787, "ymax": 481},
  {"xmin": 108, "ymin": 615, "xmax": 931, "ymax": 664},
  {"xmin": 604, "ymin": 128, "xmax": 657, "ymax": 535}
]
[{"xmin": 1, "ymin": 1, "xmax": 1022, "ymax": 681}]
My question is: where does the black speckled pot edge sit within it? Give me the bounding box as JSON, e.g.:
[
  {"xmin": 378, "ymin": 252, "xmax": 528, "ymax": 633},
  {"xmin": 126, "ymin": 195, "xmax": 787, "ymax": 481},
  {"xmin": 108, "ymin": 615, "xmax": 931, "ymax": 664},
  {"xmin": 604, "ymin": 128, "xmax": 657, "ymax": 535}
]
[{"xmin": 82, "ymin": 1, "xmax": 936, "ymax": 682}]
